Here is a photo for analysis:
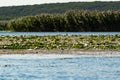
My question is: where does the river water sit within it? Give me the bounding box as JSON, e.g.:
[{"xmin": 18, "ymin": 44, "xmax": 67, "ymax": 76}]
[
  {"xmin": 0, "ymin": 54, "xmax": 120, "ymax": 80},
  {"xmin": 0, "ymin": 32, "xmax": 120, "ymax": 80},
  {"xmin": 0, "ymin": 32, "xmax": 120, "ymax": 36}
]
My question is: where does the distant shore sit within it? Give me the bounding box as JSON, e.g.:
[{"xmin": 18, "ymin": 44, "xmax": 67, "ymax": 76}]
[{"xmin": 0, "ymin": 49, "xmax": 120, "ymax": 56}]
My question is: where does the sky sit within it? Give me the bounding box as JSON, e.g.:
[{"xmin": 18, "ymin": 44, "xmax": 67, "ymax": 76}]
[{"xmin": 0, "ymin": 0, "xmax": 120, "ymax": 7}]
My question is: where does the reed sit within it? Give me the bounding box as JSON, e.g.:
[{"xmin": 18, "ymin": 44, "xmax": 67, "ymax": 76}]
[{"xmin": 6, "ymin": 10, "xmax": 120, "ymax": 32}]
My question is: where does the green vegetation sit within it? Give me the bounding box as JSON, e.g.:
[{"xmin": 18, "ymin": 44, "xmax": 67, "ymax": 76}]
[
  {"xmin": 0, "ymin": 21, "xmax": 8, "ymax": 31},
  {"xmin": 0, "ymin": 1, "xmax": 120, "ymax": 20},
  {"xmin": 0, "ymin": 35, "xmax": 120, "ymax": 50},
  {"xmin": 6, "ymin": 10, "xmax": 120, "ymax": 32}
]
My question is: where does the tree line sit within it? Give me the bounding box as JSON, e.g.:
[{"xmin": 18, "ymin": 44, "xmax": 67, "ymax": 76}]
[
  {"xmin": 1, "ymin": 10, "xmax": 120, "ymax": 32},
  {"xmin": 0, "ymin": 1, "xmax": 120, "ymax": 20}
]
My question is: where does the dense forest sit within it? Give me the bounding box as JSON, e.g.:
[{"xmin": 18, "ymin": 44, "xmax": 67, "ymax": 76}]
[
  {"xmin": 3, "ymin": 10, "xmax": 120, "ymax": 32},
  {"xmin": 0, "ymin": 1, "xmax": 120, "ymax": 20}
]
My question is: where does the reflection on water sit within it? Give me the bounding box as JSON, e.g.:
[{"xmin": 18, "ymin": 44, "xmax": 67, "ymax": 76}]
[
  {"xmin": 0, "ymin": 55, "xmax": 120, "ymax": 80},
  {"xmin": 0, "ymin": 32, "xmax": 120, "ymax": 36}
]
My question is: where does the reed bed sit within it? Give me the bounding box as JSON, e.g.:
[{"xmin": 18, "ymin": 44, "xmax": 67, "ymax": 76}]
[{"xmin": 5, "ymin": 10, "xmax": 120, "ymax": 32}]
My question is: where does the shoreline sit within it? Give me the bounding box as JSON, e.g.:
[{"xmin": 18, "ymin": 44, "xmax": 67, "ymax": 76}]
[{"xmin": 0, "ymin": 49, "xmax": 120, "ymax": 56}]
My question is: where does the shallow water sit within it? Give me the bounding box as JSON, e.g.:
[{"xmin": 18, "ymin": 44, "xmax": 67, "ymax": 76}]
[
  {"xmin": 0, "ymin": 32, "xmax": 120, "ymax": 36},
  {"xmin": 0, "ymin": 54, "xmax": 120, "ymax": 80}
]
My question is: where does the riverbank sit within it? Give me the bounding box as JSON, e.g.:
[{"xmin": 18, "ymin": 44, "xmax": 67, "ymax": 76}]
[
  {"xmin": 0, "ymin": 35, "xmax": 120, "ymax": 56},
  {"xmin": 0, "ymin": 35, "xmax": 120, "ymax": 50},
  {"xmin": 0, "ymin": 49, "xmax": 120, "ymax": 56}
]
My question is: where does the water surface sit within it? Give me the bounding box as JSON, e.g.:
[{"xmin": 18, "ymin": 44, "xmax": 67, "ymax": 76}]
[
  {"xmin": 0, "ymin": 54, "xmax": 120, "ymax": 80},
  {"xmin": 0, "ymin": 32, "xmax": 120, "ymax": 36}
]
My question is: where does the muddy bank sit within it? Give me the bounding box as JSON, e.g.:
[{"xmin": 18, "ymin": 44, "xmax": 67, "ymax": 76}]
[{"xmin": 0, "ymin": 49, "xmax": 120, "ymax": 56}]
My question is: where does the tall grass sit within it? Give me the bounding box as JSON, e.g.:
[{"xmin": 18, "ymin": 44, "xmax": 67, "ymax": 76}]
[
  {"xmin": 6, "ymin": 10, "xmax": 120, "ymax": 32},
  {"xmin": 0, "ymin": 21, "xmax": 8, "ymax": 31}
]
